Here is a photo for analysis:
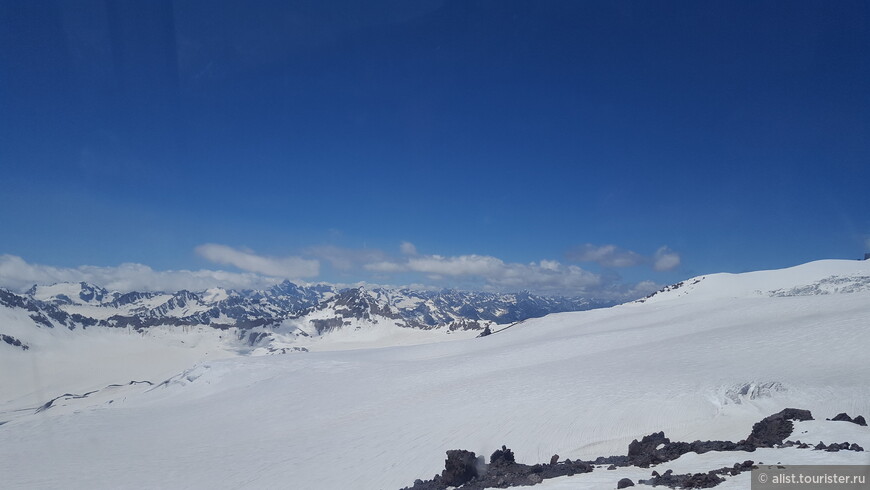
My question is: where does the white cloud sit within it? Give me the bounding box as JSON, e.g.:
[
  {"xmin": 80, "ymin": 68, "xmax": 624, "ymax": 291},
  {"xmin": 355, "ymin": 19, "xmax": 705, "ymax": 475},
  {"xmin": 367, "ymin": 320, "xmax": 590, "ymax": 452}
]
[
  {"xmin": 195, "ymin": 244, "xmax": 319, "ymax": 278},
  {"xmin": 305, "ymin": 245, "xmax": 387, "ymax": 271},
  {"xmin": 364, "ymin": 261, "xmax": 408, "ymax": 273},
  {"xmin": 570, "ymin": 243, "xmax": 682, "ymax": 272},
  {"xmin": 407, "ymin": 254, "xmax": 506, "ymax": 277},
  {"xmin": 0, "ymin": 240, "xmax": 673, "ymax": 302},
  {"xmin": 652, "ymin": 246, "xmax": 681, "ymax": 271},
  {"xmin": 399, "ymin": 241, "xmax": 418, "ymax": 256},
  {"xmin": 485, "ymin": 261, "xmax": 601, "ymax": 293},
  {"xmin": 569, "ymin": 244, "xmax": 644, "ymax": 268},
  {"xmin": 538, "ymin": 259, "xmax": 560, "ymax": 272},
  {"xmin": 363, "ymin": 251, "xmax": 601, "ymax": 295},
  {"xmin": 0, "ymin": 254, "xmax": 284, "ymax": 293}
]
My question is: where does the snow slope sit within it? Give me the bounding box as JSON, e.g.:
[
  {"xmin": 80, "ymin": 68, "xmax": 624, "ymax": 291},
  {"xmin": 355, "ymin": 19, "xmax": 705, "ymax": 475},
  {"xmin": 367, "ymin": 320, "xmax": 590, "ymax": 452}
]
[
  {"xmin": 0, "ymin": 306, "xmax": 238, "ymax": 411},
  {"xmin": 1, "ymin": 259, "xmax": 869, "ymax": 489},
  {"xmin": 640, "ymin": 258, "xmax": 870, "ymax": 303}
]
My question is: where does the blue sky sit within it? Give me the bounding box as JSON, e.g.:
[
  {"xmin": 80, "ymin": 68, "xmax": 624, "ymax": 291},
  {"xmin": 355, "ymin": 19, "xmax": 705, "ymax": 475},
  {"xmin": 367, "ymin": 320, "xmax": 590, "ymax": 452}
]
[{"xmin": 1, "ymin": 1, "xmax": 868, "ymax": 298}]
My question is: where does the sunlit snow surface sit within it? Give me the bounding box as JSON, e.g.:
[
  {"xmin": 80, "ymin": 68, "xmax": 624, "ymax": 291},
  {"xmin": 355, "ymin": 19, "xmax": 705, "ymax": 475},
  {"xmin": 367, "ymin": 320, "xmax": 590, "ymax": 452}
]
[{"xmin": 1, "ymin": 260, "xmax": 870, "ymax": 489}]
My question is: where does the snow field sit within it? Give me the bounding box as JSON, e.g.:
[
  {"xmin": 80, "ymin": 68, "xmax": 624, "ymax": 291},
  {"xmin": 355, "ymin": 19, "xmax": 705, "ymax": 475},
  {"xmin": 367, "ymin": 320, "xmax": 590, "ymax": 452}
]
[{"xmin": 1, "ymin": 260, "xmax": 869, "ymax": 489}]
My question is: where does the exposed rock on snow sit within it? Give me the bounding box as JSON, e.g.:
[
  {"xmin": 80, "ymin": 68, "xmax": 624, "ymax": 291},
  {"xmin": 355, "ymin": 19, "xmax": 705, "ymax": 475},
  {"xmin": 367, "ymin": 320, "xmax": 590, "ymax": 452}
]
[
  {"xmin": 0, "ymin": 333, "xmax": 29, "ymax": 350},
  {"xmin": 828, "ymin": 412, "xmax": 868, "ymax": 426},
  {"xmin": 626, "ymin": 431, "xmax": 749, "ymax": 468},
  {"xmin": 744, "ymin": 408, "xmax": 813, "ymax": 448},
  {"xmin": 811, "ymin": 440, "xmax": 865, "ymax": 452},
  {"xmin": 639, "ymin": 467, "xmax": 725, "ymax": 488},
  {"xmin": 442, "ymin": 450, "xmax": 483, "ymax": 487},
  {"xmin": 616, "ymin": 477, "xmax": 635, "ymax": 488},
  {"xmin": 402, "ymin": 444, "xmax": 593, "ymax": 489},
  {"xmin": 402, "ymin": 408, "xmax": 867, "ymax": 489}
]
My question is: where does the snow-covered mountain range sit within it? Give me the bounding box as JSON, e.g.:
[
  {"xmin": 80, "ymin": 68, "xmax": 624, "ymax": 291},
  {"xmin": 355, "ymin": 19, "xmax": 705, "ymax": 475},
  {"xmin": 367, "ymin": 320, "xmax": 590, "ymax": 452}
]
[
  {"xmin": 1, "ymin": 280, "xmax": 608, "ymax": 356},
  {"xmin": 2, "ymin": 259, "xmax": 870, "ymax": 489}
]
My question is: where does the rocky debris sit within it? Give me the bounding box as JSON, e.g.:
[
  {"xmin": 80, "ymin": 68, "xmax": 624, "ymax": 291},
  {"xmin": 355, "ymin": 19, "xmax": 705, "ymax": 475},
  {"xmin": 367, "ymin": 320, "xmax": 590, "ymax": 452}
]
[
  {"xmin": 267, "ymin": 346, "xmax": 309, "ymax": 354},
  {"xmin": 594, "ymin": 455, "xmax": 630, "ymax": 466},
  {"xmin": 744, "ymin": 408, "xmax": 813, "ymax": 447},
  {"xmin": 490, "ymin": 445, "xmax": 515, "ymax": 465},
  {"xmin": 640, "ymin": 469, "xmax": 724, "ymax": 489},
  {"xmin": 401, "ymin": 445, "xmax": 592, "ymax": 490},
  {"xmin": 309, "ymin": 317, "xmax": 346, "ymax": 334},
  {"xmin": 622, "ymin": 408, "xmax": 816, "ymax": 471},
  {"xmin": 780, "ymin": 439, "xmax": 862, "ymax": 452},
  {"xmin": 719, "ymin": 460, "xmax": 756, "ymax": 476},
  {"xmin": 828, "ymin": 413, "xmax": 868, "ymax": 426},
  {"xmin": 477, "ymin": 326, "xmax": 493, "ymax": 337},
  {"xmin": 815, "ymin": 441, "xmax": 864, "ymax": 452},
  {"xmin": 780, "ymin": 440, "xmax": 812, "ymax": 449},
  {"xmin": 628, "ymin": 431, "xmax": 672, "ymax": 467},
  {"xmin": 627, "ymin": 432, "xmax": 747, "ymax": 468},
  {"xmin": 637, "ymin": 280, "xmax": 689, "ymax": 303},
  {"xmin": 0, "ymin": 333, "xmax": 29, "ymax": 350},
  {"xmin": 401, "ymin": 409, "xmax": 868, "ymax": 489},
  {"xmin": 639, "ymin": 461, "xmax": 754, "ymax": 489},
  {"xmin": 448, "ymin": 319, "xmax": 487, "ymax": 331},
  {"xmin": 442, "ymin": 450, "xmax": 482, "ymax": 487},
  {"xmin": 480, "ymin": 459, "xmax": 593, "ymax": 489}
]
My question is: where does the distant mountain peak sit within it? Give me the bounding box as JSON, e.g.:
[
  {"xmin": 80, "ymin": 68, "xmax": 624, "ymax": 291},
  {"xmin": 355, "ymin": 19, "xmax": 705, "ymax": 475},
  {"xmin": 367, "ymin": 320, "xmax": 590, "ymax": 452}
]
[{"xmin": 4, "ymin": 277, "xmax": 615, "ymax": 352}]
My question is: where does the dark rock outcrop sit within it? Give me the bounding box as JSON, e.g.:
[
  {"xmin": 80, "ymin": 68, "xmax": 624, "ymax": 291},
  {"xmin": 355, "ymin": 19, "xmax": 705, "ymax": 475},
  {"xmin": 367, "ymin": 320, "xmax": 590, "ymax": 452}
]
[
  {"xmin": 829, "ymin": 413, "xmax": 868, "ymax": 427},
  {"xmin": 401, "ymin": 408, "xmax": 870, "ymax": 489},
  {"xmin": 401, "ymin": 445, "xmax": 592, "ymax": 490},
  {"xmin": 638, "ymin": 461, "xmax": 754, "ymax": 489},
  {"xmin": 441, "ymin": 450, "xmax": 481, "ymax": 487},
  {"xmin": 744, "ymin": 408, "xmax": 813, "ymax": 447},
  {"xmin": 1, "ymin": 333, "xmax": 29, "ymax": 350},
  {"xmin": 640, "ymin": 468, "xmax": 725, "ymax": 489},
  {"xmin": 628, "ymin": 431, "xmax": 671, "ymax": 467},
  {"xmin": 594, "ymin": 455, "xmax": 630, "ymax": 466},
  {"xmin": 490, "ymin": 445, "xmax": 515, "ymax": 465},
  {"xmin": 816, "ymin": 441, "xmax": 864, "ymax": 452},
  {"xmin": 627, "ymin": 432, "xmax": 746, "ymax": 468}
]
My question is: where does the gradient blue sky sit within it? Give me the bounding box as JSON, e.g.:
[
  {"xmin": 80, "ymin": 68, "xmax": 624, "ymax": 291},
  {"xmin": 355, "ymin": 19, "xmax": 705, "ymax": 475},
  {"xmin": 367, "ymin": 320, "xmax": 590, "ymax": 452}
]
[{"xmin": 1, "ymin": 1, "xmax": 868, "ymax": 298}]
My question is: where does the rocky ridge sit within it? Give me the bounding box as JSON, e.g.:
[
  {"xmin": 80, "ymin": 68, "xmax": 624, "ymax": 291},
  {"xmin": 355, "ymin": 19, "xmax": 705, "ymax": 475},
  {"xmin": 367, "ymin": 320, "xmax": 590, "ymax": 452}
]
[
  {"xmin": 402, "ymin": 409, "xmax": 866, "ymax": 489},
  {"xmin": 1, "ymin": 281, "xmax": 611, "ymax": 352}
]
